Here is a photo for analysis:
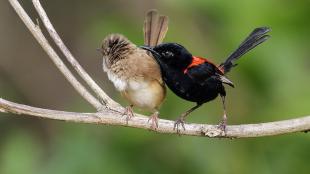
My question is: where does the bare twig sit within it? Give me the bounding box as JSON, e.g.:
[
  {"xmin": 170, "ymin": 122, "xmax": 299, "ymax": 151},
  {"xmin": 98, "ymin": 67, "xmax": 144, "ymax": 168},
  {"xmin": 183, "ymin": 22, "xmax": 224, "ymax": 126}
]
[
  {"xmin": 1, "ymin": 98, "xmax": 310, "ymax": 138},
  {"xmin": 32, "ymin": 0, "xmax": 121, "ymax": 109},
  {"xmin": 8, "ymin": 0, "xmax": 103, "ymax": 110},
  {"xmin": 4, "ymin": 0, "xmax": 310, "ymax": 138}
]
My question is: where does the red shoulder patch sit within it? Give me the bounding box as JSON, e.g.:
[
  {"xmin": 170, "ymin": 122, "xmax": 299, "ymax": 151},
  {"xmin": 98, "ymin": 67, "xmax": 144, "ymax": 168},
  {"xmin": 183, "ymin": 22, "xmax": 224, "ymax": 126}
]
[
  {"xmin": 183, "ymin": 56, "xmax": 206, "ymax": 74},
  {"xmin": 184, "ymin": 56, "xmax": 216, "ymax": 74}
]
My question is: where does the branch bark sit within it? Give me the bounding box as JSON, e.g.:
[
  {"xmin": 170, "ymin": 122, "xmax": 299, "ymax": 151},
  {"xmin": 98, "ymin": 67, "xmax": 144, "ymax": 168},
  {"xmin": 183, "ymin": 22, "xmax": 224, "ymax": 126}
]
[
  {"xmin": 1, "ymin": 98, "xmax": 309, "ymax": 138},
  {"xmin": 3, "ymin": 0, "xmax": 310, "ymax": 138}
]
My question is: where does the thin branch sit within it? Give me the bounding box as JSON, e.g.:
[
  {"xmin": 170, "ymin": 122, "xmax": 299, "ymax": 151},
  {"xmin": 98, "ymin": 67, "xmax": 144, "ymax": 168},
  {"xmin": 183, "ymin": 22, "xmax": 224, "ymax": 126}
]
[
  {"xmin": 8, "ymin": 0, "xmax": 103, "ymax": 110},
  {"xmin": 1, "ymin": 98, "xmax": 310, "ymax": 138},
  {"xmin": 32, "ymin": 0, "xmax": 121, "ymax": 109}
]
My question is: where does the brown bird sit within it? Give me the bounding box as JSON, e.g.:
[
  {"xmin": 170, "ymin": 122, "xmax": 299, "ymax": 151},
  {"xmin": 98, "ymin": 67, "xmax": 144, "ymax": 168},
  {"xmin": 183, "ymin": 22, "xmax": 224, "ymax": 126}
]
[{"xmin": 99, "ymin": 10, "xmax": 169, "ymax": 129}]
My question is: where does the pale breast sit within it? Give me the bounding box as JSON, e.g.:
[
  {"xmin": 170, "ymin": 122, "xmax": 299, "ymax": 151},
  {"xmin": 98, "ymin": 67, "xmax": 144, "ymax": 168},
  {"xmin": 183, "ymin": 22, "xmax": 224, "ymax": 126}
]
[
  {"xmin": 102, "ymin": 58, "xmax": 127, "ymax": 91},
  {"xmin": 122, "ymin": 79, "xmax": 165, "ymax": 111}
]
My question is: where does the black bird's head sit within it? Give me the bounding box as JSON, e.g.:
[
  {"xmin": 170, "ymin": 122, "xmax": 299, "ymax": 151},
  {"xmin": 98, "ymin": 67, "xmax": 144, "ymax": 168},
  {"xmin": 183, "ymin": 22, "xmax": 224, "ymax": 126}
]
[{"xmin": 141, "ymin": 43, "xmax": 193, "ymax": 70}]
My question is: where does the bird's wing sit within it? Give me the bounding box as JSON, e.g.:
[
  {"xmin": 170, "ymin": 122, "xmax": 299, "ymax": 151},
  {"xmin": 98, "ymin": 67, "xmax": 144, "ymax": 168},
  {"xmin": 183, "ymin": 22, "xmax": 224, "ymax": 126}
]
[
  {"xmin": 187, "ymin": 63, "xmax": 234, "ymax": 87},
  {"xmin": 186, "ymin": 62, "xmax": 216, "ymax": 85},
  {"xmin": 125, "ymin": 49, "xmax": 165, "ymax": 85},
  {"xmin": 144, "ymin": 9, "xmax": 169, "ymax": 47},
  {"xmin": 185, "ymin": 56, "xmax": 234, "ymax": 86}
]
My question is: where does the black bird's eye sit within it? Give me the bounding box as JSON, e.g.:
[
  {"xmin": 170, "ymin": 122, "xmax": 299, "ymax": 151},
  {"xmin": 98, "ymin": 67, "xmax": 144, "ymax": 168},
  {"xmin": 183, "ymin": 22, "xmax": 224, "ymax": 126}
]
[{"xmin": 162, "ymin": 51, "xmax": 174, "ymax": 58}]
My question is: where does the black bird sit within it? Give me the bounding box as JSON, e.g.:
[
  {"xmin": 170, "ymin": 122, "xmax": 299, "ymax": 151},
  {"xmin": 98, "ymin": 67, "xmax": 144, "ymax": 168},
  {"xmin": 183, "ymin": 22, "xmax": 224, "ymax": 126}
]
[{"xmin": 141, "ymin": 27, "xmax": 271, "ymax": 132}]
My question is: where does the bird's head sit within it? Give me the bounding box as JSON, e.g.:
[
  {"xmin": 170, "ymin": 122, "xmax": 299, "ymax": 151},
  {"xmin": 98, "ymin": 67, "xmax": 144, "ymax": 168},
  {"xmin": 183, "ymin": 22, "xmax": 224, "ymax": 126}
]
[
  {"xmin": 140, "ymin": 43, "xmax": 192, "ymax": 70},
  {"xmin": 99, "ymin": 34, "xmax": 135, "ymax": 67}
]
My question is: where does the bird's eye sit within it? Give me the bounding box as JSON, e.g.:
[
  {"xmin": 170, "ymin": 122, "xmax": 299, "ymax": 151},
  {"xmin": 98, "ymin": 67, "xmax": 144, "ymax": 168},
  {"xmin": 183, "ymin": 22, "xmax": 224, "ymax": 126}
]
[{"xmin": 162, "ymin": 51, "xmax": 174, "ymax": 58}]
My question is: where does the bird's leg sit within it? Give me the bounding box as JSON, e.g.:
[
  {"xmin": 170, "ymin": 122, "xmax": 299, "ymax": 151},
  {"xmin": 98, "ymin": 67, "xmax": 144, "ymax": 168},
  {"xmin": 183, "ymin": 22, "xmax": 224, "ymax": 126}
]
[
  {"xmin": 148, "ymin": 111, "xmax": 159, "ymax": 130},
  {"xmin": 218, "ymin": 95, "xmax": 228, "ymax": 133},
  {"xmin": 174, "ymin": 103, "xmax": 203, "ymax": 134},
  {"xmin": 122, "ymin": 104, "xmax": 134, "ymax": 124}
]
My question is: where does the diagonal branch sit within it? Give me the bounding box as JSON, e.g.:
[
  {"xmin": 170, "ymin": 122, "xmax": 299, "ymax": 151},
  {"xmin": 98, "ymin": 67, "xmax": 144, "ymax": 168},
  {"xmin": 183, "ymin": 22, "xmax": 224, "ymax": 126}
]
[
  {"xmin": 1, "ymin": 98, "xmax": 309, "ymax": 138},
  {"xmin": 8, "ymin": 0, "xmax": 103, "ymax": 110},
  {"xmin": 32, "ymin": 0, "xmax": 121, "ymax": 109}
]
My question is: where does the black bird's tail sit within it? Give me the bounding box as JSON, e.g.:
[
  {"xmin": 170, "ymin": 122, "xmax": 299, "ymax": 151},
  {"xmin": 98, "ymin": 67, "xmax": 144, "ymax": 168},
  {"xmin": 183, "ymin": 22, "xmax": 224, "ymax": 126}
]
[{"xmin": 219, "ymin": 27, "xmax": 271, "ymax": 73}]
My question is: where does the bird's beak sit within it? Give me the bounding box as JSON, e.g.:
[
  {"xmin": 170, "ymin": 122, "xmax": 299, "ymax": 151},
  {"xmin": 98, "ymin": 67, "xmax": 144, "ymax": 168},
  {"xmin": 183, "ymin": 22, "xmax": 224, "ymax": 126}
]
[
  {"xmin": 96, "ymin": 48, "xmax": 103, "ymax": 52},
  {"xmin": 139, "ymin": 46, "xmax": 162, "ymax": 59},
  {"xmin": 219, "ymin": 75, "xmax": 235, "ymax": 88}
]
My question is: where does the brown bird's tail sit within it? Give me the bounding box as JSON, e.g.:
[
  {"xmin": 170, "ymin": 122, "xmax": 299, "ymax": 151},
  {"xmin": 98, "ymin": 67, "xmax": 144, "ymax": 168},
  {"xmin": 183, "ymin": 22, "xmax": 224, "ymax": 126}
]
[
  {"xmin": 143, "ymin": 9, "xmax": 169, "ymax": 47},
  {"xmin": 219, "ymin": 27, "xmax": 271, "ymax": 74}
]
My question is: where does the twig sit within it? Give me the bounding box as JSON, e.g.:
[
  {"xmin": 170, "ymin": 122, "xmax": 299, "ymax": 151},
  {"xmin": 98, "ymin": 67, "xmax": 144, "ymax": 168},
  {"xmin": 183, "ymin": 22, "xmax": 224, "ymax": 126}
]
[
  {"xmin": 1, "ymin": 98, "xmax": 310, "ymax": 138},
  {"xmin": 8, "ymin": 0, "xmax": 103, "ymax": 110},
  {"xmin": 32, "ymin": 0, "xmax": 121, "ymax": 109}
]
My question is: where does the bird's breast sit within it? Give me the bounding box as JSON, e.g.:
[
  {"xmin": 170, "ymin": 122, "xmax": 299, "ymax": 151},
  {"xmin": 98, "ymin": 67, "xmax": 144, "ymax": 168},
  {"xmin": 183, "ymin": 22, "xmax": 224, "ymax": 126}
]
[
  {"xmin": 103, "ymin": 60, "xmax": 128, "ymax": 91},
  {"xmin": 107, "ymin": 71, "xmax": 128, "ymax": 91},
  {"xmin": 122, "ymin": 80, "xmax": 165, "ymax": 111}
]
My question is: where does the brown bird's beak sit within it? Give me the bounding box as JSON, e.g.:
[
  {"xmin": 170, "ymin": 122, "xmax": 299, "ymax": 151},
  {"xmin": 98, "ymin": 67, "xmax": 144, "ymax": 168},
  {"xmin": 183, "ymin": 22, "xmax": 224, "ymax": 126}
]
[
  {"xmin": 219, "ymin": 75, "xmax": 235, "ymax": 88},
  {"xmin": 96, "ymin": 47, "xmax": 104, "ymax": 53},
  {"xmin": 140, "ymin": 46, "xmax": 162, "ymax": 59}
]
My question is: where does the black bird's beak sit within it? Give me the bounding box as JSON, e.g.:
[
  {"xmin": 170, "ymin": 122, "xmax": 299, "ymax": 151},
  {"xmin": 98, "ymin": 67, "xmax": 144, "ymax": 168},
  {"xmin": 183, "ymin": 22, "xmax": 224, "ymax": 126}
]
[{"xmin": 140, "ymin": 46, "xmax": 162, "ymax": 59}]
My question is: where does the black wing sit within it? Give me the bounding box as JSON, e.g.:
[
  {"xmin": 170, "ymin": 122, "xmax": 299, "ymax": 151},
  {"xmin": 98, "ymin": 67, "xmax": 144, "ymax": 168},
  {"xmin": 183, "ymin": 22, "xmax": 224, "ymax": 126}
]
[
  {"xmin": 186, "ymin": 62, "xmax": 218, "ymax": 85},
  {"xmin": 187, "ymin": 62, "xmax": 234, "ymax": 87}
]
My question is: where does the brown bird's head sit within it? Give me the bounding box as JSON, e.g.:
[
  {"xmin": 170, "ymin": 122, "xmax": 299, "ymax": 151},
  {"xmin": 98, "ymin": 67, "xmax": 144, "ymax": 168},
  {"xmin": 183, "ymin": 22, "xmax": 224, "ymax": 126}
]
[{"xmin": 99, "ymin": 34, "xmax": 136, "ymax": 67}]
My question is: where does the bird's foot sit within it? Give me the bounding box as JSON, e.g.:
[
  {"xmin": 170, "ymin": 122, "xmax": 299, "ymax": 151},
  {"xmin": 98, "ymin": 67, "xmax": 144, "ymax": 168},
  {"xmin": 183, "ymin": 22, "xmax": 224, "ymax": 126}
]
[
  {"xmin": 174, "ymin": 117, "xmax": 186, "ymax": 134},
  {"xmin": 217, "ymin": 116, "xmax": 227, "ymax": 134},
  {"xmin": 122, "ymin": 105, "xmax": 134, "ymax": 124},
  {"xmin": 148, "ymin": 112, "xmax": 159, "ymax": 130}
]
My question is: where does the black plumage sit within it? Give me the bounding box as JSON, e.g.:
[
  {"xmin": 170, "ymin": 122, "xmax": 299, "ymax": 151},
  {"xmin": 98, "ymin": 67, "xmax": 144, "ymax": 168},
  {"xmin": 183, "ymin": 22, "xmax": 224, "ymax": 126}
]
[{"xmin": 141, "ymin": 27, "xmax": 271, "ymax": 133}]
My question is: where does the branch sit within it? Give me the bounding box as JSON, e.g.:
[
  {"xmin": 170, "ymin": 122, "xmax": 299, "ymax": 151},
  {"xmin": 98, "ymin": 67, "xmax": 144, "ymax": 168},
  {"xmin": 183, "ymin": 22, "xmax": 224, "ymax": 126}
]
[
  {"xmin": 8, "ymin": 0, "xmax": 103, "ymax": 110},
  {"xmin": 32, "ymin": 0, "xmax": 121, "ymax": 109},
  {"xmin": 4, "ymin": 0, "xmax": 310, "ymax": 138},
  {"xmin": 1, "ymin": 98, "xmax": 309, "ymax": 138}
]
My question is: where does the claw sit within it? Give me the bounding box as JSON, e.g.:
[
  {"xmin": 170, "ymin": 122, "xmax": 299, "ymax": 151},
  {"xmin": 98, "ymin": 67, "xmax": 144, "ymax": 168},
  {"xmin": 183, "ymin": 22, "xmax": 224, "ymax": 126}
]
[
  {"xmin": 217, "ymin": 114, "xmax": 227, "ymax": 134},
  {"xmin": 218, "ymin": 96, "xmax": 228, "ymax": 135},
  {"xmin": 172, "ymin": 103, "xmax": 202, "ymax": 134},
  {"xmin": 148, "ymin": 111, "xmax": 159, "ymax": 130},
  {"xmin": 173, "ymin": 117, "xmax": 186, "ymax": 134},
  {"xmin": 122, "ymin": 105, "xmax": 134, "ymax": 124}
]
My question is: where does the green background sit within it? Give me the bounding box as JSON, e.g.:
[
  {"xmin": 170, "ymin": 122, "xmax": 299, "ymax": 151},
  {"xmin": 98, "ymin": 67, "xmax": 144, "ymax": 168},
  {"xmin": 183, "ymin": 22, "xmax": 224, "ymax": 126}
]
[{"xmin": 0, "ymin": 0, "xmax": 309, "ymax": 174}]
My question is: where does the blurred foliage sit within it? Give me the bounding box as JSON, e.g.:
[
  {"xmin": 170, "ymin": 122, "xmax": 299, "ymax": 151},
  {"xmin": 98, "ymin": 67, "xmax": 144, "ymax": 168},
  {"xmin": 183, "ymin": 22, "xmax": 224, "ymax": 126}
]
[{"xmin": 0, "ymin": 0, "xmax": 310, "ymax": 174}]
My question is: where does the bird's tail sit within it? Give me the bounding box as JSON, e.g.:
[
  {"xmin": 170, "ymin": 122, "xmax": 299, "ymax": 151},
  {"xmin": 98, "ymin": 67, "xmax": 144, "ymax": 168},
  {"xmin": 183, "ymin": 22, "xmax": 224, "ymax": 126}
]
[
  {"xmin": 219, "ymin": 27, "xmax": 271, "ymax": 73},
  {"xmin": 143, "ymin": 9, "xmax": 169, "ymax": 47}
]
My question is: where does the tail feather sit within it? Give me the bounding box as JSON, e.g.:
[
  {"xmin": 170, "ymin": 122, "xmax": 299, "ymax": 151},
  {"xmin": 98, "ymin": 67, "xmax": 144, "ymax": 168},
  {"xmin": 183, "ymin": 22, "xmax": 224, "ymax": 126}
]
[
  {"xmin": 143, "ymin": 9, "xmax": 169, "ymax": 47},
  {"xmin": 219, "ymin": 27, "xmax": 271, "ymax": 73},
  {"xmin": 155, "ymin": 16, "xmax": 169, "ymax": 45}
]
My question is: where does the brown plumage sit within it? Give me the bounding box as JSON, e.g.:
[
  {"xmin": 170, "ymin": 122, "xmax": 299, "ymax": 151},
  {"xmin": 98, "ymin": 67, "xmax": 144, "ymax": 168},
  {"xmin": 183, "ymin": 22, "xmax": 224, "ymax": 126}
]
[
  {"xmin": 144, "ymin": 10, "xmax": 169, "ymax": 47},
  {"xmin": 99, "ymin": 10, "xmax": 169, "ymax": 129}
]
